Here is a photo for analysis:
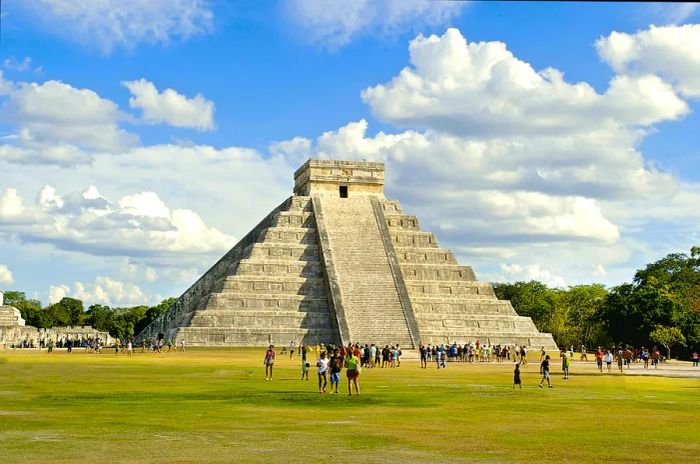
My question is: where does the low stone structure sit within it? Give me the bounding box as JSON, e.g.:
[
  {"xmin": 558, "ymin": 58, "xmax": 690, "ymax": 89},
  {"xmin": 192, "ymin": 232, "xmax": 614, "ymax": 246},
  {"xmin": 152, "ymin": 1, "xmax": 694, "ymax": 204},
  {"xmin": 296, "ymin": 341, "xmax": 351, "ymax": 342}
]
[
  {"xmin": 136, "ymin": 159, "xmax": 558, "ymax": 350},
  {"xmin": 0, "ymin": 291, "xmax": 112, "ymax": 347}
]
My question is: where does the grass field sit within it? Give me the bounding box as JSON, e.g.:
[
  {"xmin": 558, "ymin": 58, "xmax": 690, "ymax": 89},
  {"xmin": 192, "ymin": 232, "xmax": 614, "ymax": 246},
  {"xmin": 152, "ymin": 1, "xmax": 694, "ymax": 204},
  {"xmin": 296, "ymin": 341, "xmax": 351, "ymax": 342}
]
[{"xmin": 1, "ymin": 348, "xmax": 698, "ymax": 463}]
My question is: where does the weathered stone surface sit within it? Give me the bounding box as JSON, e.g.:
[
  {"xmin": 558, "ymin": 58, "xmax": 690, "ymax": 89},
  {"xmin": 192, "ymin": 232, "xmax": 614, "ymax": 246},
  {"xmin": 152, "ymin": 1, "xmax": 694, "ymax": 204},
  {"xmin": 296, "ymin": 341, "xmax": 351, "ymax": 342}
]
[{"xmin": 135, "ymin": 159, "xmax": 558, "ymax": 350}]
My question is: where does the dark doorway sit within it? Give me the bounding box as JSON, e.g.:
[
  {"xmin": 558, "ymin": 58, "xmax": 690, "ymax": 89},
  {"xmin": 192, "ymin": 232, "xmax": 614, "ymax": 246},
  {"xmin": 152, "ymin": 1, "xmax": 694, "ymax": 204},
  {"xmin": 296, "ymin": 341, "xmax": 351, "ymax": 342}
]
[{"xmin": 339, "ymin": 186, "xmax": 348, "ymax": 198}]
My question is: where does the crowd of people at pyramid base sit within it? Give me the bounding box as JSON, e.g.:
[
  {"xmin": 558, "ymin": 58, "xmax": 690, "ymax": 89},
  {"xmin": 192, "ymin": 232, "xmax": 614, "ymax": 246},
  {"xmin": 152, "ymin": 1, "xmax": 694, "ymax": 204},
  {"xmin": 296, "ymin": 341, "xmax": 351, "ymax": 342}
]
[{"xmin": 418, "ymin": 341, "xmax": 534, "ymax": 368}]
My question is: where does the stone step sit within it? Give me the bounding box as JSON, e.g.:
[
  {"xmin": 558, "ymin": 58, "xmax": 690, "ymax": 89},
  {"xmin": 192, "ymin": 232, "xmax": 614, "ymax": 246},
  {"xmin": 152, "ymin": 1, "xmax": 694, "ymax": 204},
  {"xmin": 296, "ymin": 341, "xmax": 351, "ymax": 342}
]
[
  {"xmin": 248, "ymin": 242, "xmax": 320, "ymax": 260},
  {"xmin": 400, "ymin": 263, "xmax": 477, "ymax": 282},
  {"xmin": 220, "ymin": 276, "xmax": 326, "ymax": 296},
  {"xmin": 316, "ymin": 196, "xmax": 413, "ymax": 347},
  {"xmin": 406, "ymin": 282, "xmax": 495, "ymax": 296},
  {"xmin": 274, "ymin": 211, "xmax": 315, "ymax": 228},
  {"xmin": 205, "ymin": 293, "xmax": 329, "ymax": 311},
  {"xmin": 235, "ymin": 259, "xmax": 324, "ymax": 278},
  {"xmin": 390, "ymin": 231, "xmax": 439, "ymax": 248},
  {"xmin": 383, "ymin": 214, "xmax": 420, "ymax": 230},
  {"xmin": 176, "ymin": 326, "xmax": 336, "ymax": 346},
  {"xmin": 190, "ymin": 312, "xmax": 335, "ymax": 329},
  {"xmin": 259, "ymin": 227, "xmax": 317, "ymax": 244},
  {"xmin": 396, "ymin": 248, "xmax": 458, "ymax": 264}
]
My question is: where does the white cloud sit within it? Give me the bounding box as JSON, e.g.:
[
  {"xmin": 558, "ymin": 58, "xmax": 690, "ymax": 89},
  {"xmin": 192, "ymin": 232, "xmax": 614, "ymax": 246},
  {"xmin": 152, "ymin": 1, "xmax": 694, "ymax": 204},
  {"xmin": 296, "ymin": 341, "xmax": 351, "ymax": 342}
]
[
  {"xmin": 0, "ymin": 72, "xmax": 137, "ymax": 166},
  {"xmin": 48, "ymin": 284, "xmax": 69, "ymax": 304},
  {"xmin": 363, "ymin": 28, "xmax": 689, "ymax": 135},
  {"xmin": 122, "ymin": 79, "xmax": 215, "ymax": 131},
  {"xmin": 596, "ymin": 24, "xmax": 700, "ymax": 97},
  {"xmin": 592, "ymin": 264, "xmax": 607, "ymax": 278},
  {"xmin": 144, "ymin": 267, "xmax": 159, "ymax": 282},
  {"xmin": 20, "ymin": 0, "xmax": 214, "ymax": 54},
  {"xmin": 48, "ymin": 276, "xmax": 156, "ymax": 307},
  {"xmin": 269, "ymin": 136, "xmax": 312, "ymax": 166},
  {"xmin": 0, "ymin": 185, "xmax": 234, "ymax": 265},
  {"xmin": 500, "ymin": 263, "xmax": 567, "ymax": 288},
  {"xmin": 286, "ymin": 0, "xmax": 464, "ymax": 47},
  {"xmin": 3, "ymin": 56, "xmax": 33, "ymax": 72},
  {"xmin": 0, "ymin": 264, "xmax": 14, "ymax": 285}
]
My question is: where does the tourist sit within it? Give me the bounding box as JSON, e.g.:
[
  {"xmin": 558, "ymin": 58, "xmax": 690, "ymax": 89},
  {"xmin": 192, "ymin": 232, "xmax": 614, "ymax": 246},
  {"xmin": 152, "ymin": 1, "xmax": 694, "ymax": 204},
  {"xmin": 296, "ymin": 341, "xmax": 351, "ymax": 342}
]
[
  {"xmin": 289, "ymin": 340, "xmax": 295, "ymax": 360},
  {"xmin": 616, "ymin": 347, "xmax": 624, "ymax": 373},
  {"xmin": 395, "ymin": 344, "xmax": 402, "ymax": 367},
  {"xmin": 513, "ymin": 362, "xmax": 522, "ymax": 389},
  {"xmin": 180, "ymin": 339, "xmax": 186, "ymax": 351},
  {"xmin": 692, "ymin": 351, "xmax": 699, "ymax": 367},
  {"xmin": 539, "ymin": 355, "xmax": 553, "ymax": 388},
  {"xmin": 47, "ymin": 339, "xmax": 54, "ymax": 353},
  {"xmin": 651, "ymin": 348, "xmax": 660, "ymax": 369},
  {"xmin": 345, "ymin": 349, "xmax": 360, "ymax": 396},
  {"xmin": 369, "ymin": 344, "xmax": 377, "ymax": 368},
  {"xmin": 580, "ymin": 344, "xmax": 588, "ymax": 361},
  {"xmin": 595, "ymin": 347, "xmax": 604, "ymax": 372},
  {"xmin": 381, "ymin": 345, "xmax": 389, "ymax": 368},
  {"xmin": 641, "ymin": 347, "xmax": 649, "ymax": 369},
  {"xmin": 604, "ymin": 350, "xmax": 613, "ymax": 373},
  {"xmin": 264, "ymin": 344, "xmax": 276, "ymax": 380},
  {"xmin": 539, "ymin": 346, "xmax": 546, "ymax": 362},
  {"xmin": 301, "ymin": 357, "xmax": 310, "ymax": 380},
  {"xmin": 560, "ymin": 349, "xmax": 570, "ymax": 380},
  {"xmin": 329, "ymin": 348, "xmax": 343, "ymax": 393},
  {"xmin": 317, "ymin": 351, "xmax": 329, "ymax": 393},
  {"xmin": 419, "ymin": 343, "xmax": 427, "ymax": 369},
  {"xmin": 127, "ymin": 339, "xmax": 133, "ymax": 357}
]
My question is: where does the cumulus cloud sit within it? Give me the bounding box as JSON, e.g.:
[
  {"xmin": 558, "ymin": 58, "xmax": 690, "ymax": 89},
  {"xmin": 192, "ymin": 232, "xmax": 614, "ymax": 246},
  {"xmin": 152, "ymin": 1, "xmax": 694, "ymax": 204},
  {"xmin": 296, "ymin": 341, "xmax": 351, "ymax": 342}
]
[
  {"xmin": 0, "ymin": 185, "xmax": 234, "ymax": 265},
  {"xmin": 48, "ymin": 277, "xmax": 158, "ymax": 306},
  {"xmin": 269, "ymin": 136, "xmax": 312, "ymax": 165},
  {"xmin": 363, "ymin": 28, "xmax": 689, "ymax": 135},
  {"xmin": 596, "ymin": 24, "xmax": 700, "ymax": 97},
  {"xmin": 48, "ymin": 284, "xmax": 69, "ymax": 304},
  {"xmin": 19, "ymin": 0, "xmax": 214, "ymax": 54},
  {"xmin": 500, "ymin": 264, "xmax": 567, "ymax": 288},
  {"xmin": 122, "ymin": 79, "xmax": 215, "ymax": 130},
  {"xmin": 0, "ymin": 72, "xmax": 137, "ymax": 166},
  {"xmin": 0, "ymin": 264, "xmax": 14, "ymax": 285},
  {"xmin": 286, "ymin": 0, "xmax": 464, "ymax": 47}
]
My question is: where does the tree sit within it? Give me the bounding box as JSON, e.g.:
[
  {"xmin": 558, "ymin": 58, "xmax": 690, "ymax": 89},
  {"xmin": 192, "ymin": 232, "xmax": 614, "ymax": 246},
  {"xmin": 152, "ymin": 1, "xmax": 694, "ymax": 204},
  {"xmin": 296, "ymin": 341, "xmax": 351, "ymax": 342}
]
[
  {"xmin": 650, "ymin": 326, "xmax": 686, "ymax": 359},
  {"xmin": 2, "ymin": 291, "xmax": 44, "ymax": 327}
]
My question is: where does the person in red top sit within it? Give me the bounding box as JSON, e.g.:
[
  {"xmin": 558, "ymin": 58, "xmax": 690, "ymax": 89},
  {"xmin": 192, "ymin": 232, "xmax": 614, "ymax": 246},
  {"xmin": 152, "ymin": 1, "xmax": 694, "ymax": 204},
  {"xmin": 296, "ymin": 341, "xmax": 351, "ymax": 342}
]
[{"xmin": 595, "ymin": 347, "xmax": 604, "ymax": 372}]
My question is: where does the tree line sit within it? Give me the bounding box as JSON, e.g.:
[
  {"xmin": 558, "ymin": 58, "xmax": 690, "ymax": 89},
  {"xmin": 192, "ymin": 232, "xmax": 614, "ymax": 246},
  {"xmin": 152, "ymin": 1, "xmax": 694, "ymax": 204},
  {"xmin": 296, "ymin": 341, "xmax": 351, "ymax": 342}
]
[
  {"xmin": 2, "ymin": 292, "xmax": 176, "ymax": 340},
  {"xmin": 494, "ymin": 247, "xmax": 700, "ymax": 359}
]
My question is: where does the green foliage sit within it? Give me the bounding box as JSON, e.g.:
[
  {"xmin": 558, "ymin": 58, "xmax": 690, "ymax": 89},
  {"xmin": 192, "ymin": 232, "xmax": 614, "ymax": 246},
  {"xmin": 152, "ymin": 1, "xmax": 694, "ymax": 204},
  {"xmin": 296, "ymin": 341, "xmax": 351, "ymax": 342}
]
[
  {"xmin": 650, "ymin": 326, "xmax": 686, "ymax": 358},
  {"xmin": 495, "ymin": 247, "xmax": 699, "ymax": 357},
  {"xmin": 2, "ymin": 291, "xmax": 44, "ymax": 327}
]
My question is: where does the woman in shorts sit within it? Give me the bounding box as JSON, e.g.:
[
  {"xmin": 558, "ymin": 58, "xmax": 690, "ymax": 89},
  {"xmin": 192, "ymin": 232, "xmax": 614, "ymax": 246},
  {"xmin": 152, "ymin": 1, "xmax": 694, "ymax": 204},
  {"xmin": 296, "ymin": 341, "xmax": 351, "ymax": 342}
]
[
  {"xmin": 264, "ymin": 344, "xmax": 276, "ymax": 380},
  {"xmin": 317, "ymin": 351, "xmax": 329, "ymax": 393},
  {"xmin": 345, "ymin": 350, "xmax": 360, "ymax": 396}
]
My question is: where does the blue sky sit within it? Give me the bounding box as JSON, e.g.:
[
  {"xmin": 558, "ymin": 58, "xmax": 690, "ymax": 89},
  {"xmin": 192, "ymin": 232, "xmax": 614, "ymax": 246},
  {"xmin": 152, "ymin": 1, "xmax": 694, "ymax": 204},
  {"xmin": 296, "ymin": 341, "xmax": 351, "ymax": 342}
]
[{"xmin": 1, "ymin": 1, "xmax": 699, "ymax": 307}]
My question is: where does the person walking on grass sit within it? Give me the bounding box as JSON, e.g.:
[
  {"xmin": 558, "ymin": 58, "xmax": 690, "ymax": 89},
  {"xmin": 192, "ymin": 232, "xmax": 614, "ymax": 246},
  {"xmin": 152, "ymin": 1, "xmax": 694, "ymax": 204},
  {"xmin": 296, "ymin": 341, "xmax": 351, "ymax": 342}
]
[
  {"xmin": 289, "ymin": 340, "xmax": 295, "ymax": 360},
  {"xmin": 539, "ymin": 355, "xmax": 553, "ymax": 388},
  {"xmin": 345, "ymin": 350, "xmax": 360, "ymax": 396},
  {"xmin": 616, "ymin": 348, "xmax": 624, "ymax": 373},
  {"xmin": 264, "ymin": 344, "xmax": 276, "ymax": 380},
  {"xmin": 692, "ymin": 351, "xmax": 699, "ymax": 367},
  {"xmin": 513, "ymin": 362, "xmax": 522, "ymax": 389},
  {"xmin": 317, "ymin": 351, "xmax": 329, "ymax": 393},
  {"xmin": 329, "ymin": 348, "xmax": 343, "ymax": 394},
  {"xmin": 561, "ymin": 349, "xmax": 570, "ymax": 380},
  {"xmin": 604, "ymin": 350, "xmax": 613, "ymax": 373},
  {"xmin": 595, "ymin": 347, "xmax": 604, "ymax": 372},
  {"xmin": 301, "ymin": 359, "xmax": 310, "ymax": 381}
]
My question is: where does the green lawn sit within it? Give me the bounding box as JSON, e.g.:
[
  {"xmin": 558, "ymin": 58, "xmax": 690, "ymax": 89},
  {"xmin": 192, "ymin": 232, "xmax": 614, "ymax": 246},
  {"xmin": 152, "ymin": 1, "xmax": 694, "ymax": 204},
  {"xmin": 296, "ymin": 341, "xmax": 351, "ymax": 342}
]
[{"xmin": 1, "ymin": 348, "xmax": 698, "ymax": 463}]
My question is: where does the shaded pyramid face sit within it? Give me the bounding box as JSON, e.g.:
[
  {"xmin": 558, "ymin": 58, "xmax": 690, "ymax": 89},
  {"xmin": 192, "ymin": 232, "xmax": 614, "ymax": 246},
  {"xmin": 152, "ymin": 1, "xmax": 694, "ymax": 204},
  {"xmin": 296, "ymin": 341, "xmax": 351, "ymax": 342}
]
[{"xmin": 137, "ymin": 160, "xmax": 558, "ymax": 350}]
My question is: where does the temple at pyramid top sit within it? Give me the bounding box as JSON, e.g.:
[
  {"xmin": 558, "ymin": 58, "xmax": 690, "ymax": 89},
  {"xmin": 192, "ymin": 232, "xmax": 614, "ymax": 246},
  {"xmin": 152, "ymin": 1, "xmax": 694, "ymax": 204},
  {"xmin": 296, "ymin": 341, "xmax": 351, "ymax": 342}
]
[
  {"xmin": 137, "ymin": 158, "xmax": 558, "ymax": 351},
  {"xmin": 294, "ymin": 159, "xmax": 386, "ymax": 197}
]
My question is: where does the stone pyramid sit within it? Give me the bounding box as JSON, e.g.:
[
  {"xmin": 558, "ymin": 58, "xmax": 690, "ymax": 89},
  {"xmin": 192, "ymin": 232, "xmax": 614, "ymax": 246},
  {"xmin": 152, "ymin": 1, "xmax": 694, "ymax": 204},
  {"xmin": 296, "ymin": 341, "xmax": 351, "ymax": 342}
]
[{"xmin": 137, "ymin": 159, "xmax": 558, "ymax": 350}]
